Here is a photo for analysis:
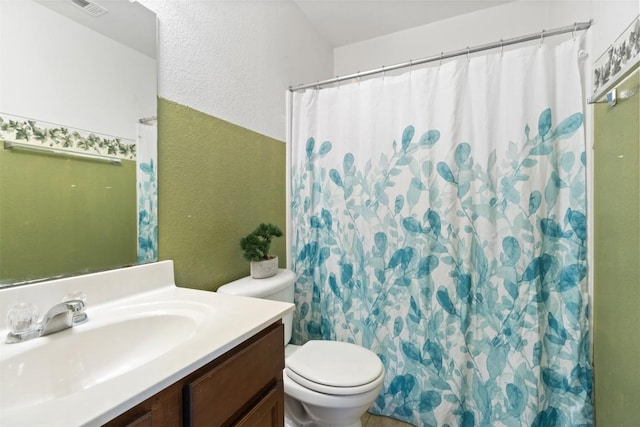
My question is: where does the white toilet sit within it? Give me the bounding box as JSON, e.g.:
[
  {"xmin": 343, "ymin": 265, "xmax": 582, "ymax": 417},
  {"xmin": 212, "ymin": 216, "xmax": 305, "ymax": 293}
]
[{"xmin": 217, "ymin": 269, "xmax": 385, "ymax": 427}]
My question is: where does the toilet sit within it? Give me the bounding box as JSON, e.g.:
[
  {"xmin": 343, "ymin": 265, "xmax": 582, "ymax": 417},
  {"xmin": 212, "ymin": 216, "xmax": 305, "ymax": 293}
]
[{"xmin": 217, "ymin": 269, "xmax": 384, "ymax": 427}]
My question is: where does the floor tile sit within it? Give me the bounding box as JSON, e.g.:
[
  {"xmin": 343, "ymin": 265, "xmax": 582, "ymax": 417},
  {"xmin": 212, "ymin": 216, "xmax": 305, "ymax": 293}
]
[
  {"xmin": 364, "ymin": 413, "xmax": 415, "ymax": 426},
  {"xmin": 361, "ymin": 412, "xmax": 371, "ymax": 425}
]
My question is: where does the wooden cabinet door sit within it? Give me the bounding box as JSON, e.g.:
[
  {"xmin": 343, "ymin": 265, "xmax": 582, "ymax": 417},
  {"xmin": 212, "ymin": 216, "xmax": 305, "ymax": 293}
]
[{"xmin": 184, "ymin": 323, "xmax": 284, "ymax": 427}]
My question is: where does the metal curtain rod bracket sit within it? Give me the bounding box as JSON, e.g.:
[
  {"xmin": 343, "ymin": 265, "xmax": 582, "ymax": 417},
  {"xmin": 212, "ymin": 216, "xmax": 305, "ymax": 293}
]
[
  {"xmin": 3, "ymin": 141, "xmax": 122, "ymax": 165},
  {"xmin": 289, "ymin": 20, "xmax": 593, "ymax": 92},
  {"xmin": 139, "ymin": 116, "xmax": 157, "ymax": 124}
]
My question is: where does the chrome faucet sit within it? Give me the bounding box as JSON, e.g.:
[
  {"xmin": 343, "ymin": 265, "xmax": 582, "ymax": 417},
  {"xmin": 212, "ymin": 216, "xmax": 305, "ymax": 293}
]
[
  {"xmin": 5, "ymin": 298, "xmax": 88, "ymax": 344},
  {"xmin": 40, "ymin": 300, "xmax": 87, "ymax": 335}
]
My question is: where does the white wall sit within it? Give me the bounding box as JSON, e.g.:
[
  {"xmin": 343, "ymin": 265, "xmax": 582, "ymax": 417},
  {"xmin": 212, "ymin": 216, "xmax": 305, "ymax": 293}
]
[
  {"xmin": 334, "ymin": 1, "xmax": 639, "ymax": 77},
  {"xmin": 139, "ymin": 0, "xmax": 334, "ymax": 141},
  {"xmin": 0, "ymin": 0, "xmax": 156, "ymax": 141}
]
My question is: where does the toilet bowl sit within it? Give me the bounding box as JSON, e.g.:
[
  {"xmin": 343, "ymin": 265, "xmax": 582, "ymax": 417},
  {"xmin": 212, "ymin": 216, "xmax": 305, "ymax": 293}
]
[
  {"xmin": 283, "ymin": 341, "xmax": 384, "ymax": 427},
  {"xmin": 217, "ymin": 269, "xmax": 385, "ymax": 427}
]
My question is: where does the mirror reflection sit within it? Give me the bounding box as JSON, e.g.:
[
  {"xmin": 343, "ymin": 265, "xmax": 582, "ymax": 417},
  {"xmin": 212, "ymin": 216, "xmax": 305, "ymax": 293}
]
[{"xmin": 0, "ymin": 0, "xmax": 157, "ymax": 287}]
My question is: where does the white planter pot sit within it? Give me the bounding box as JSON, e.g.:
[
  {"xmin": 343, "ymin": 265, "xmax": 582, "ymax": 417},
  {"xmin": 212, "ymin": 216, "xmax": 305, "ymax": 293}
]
[{"xmin": 250, "ymin": 256, "xmax": 278, "ymax": 279}]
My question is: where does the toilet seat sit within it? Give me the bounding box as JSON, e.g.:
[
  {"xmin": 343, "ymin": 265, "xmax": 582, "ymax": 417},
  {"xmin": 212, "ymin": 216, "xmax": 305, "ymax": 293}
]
[{"xmin": 285, "ymin": 340, "xmax": 384, "ymax": 395}]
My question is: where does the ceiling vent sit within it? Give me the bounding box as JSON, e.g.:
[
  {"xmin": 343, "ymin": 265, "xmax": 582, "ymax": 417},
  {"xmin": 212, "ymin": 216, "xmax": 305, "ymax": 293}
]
[{"xmin": 68, "ymin": 0, "xmax": 108, "ymax": 17}]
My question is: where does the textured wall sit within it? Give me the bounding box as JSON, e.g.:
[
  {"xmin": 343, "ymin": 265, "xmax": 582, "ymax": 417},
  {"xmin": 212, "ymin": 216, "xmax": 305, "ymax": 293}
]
[
  {"xmin": 133, "ymin": 0, "xmax": 333, "ymax": 290},
  {"xmin": 593, "ymin": 70, "xmax": 640, "ymax": 424},
  {"xmin": 158, "ymin": 98, "xmax": 286, "ymax": 291},
  {"xmin": 139, "ymin": 0, "xmax": 333, "ymax": 141}
]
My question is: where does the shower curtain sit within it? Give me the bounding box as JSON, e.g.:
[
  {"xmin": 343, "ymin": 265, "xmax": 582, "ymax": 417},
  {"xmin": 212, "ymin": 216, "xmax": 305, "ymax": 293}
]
[
  {"xmin": 136, "ymin": 121, "xmax": 158, "ymax": 263},
  {"xmin": 289, "ymin": 38, "xmax": 591, "ymax": 426}
]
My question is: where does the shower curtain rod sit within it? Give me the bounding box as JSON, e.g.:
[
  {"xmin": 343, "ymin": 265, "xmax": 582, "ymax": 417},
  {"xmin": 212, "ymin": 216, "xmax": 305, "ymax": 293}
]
[{"xmin": 289, "ymin": 20, "xmax": 592, "ymax": 91}]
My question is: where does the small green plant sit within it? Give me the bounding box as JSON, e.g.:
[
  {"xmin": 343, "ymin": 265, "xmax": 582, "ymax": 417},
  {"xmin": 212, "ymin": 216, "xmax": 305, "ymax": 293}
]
[{"xmin": 240, "ymin": 223, "xmax": 283, "ymax": 262}]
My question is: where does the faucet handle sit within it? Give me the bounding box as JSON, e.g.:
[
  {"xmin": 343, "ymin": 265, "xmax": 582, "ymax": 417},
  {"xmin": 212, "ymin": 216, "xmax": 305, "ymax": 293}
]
[
  {"xmin": 6, "ymin": 303, "xmax": 41, "ymax": 343},
  {"xmin": 8, "ymin": 303, "xmax": 39, "ymax": 334},
  {"xmin": 63, "ymin": 291, "xmax": 87, "ymax": 306}
]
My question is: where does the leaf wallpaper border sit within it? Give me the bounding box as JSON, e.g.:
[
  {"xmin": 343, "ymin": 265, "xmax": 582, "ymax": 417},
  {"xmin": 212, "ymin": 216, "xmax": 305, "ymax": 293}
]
[
  {"xmin": 0, "ymin": 113, "xmax": 136, "ymax": 161},
  {"xmin": 593, "ymin": 15, "xmax": 640, "ymax": 95}
]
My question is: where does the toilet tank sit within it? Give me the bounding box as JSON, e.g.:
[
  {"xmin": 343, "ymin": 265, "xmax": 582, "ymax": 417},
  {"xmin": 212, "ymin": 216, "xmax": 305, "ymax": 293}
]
[{"xmin": 217, "ymin": 269, "xmax": 296, "ymax": 345}]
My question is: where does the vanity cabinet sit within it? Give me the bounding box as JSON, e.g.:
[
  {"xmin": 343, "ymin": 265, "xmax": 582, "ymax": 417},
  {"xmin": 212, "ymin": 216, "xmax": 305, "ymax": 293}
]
[{"xmin": 103, "ymin": 322, "xmax": 284, "ymax": 427}]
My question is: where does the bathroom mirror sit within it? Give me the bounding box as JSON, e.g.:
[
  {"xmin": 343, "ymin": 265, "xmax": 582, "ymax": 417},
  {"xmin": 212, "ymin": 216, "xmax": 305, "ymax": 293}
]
[{"xmin": 0, "ymin": 0, "xmax": 157, "ymax": 287}]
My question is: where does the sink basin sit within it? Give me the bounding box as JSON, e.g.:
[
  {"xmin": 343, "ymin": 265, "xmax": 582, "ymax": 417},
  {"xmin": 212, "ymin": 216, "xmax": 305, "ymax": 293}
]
[
  {"xmin": 0, "ymin": 261, "xmax": 294, "ymax": 427},
  {"xmin": 0, "ymin": 301, "xmax": 203, "ymax": 410}
]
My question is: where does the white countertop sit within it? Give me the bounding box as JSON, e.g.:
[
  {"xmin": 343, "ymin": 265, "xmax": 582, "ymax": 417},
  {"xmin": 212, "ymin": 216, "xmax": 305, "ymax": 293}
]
[{"xmin": 0, "ymin": 261, "xmax": 294, "ymax": 426}]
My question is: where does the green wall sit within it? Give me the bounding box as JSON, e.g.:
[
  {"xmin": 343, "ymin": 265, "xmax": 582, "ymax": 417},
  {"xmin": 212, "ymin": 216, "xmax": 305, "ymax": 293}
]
[
  {"xmin": 593, "ymin": 69, "xmax": 640, "ymax": 424},
  {"xmin": 0, "ymin": 150, "xmax": 136, "ymax": 284},
  {"xmin": 157, "ymin": 98, "xmax": 286, "ymax": 291}
]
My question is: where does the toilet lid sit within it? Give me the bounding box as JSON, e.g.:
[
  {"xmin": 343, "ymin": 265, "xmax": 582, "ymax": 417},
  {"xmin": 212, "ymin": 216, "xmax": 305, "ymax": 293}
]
[{"xmin": 285, "ymin": 340, "xmax": 383, "ymax": 395}]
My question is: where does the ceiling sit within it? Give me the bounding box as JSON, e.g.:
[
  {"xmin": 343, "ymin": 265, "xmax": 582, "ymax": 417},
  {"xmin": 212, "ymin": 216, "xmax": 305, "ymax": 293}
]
[
  {"xmin": 293, "ymin": 0, "xmax": 514, "ymax": 47},
  {"xmin": 35, "ymin": 0, "xmax": 156, "ymax": 58},
  {"xmin": 38, "ymin": 0, "xmax": 515, "ymax": 58}
]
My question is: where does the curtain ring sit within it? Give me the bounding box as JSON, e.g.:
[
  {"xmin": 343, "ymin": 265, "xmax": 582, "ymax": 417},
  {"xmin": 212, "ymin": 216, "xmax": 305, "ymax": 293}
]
[
  {"xmin": 466, "ymin": 47, "xmax": 470, "ymax": 60},
  {"xmin": 540, "ymin": 29, "xmax": 545, "ymax": 46},
  {"xmin": 500, "ymin": 39, "xmax": 504, "ymax": 56},
  {"xmin": 439, "ymin": 51, "xmax": 444, "ymax": 67},
  {"xmin": 573, "ymin": 22, "xmax": 578, "ymax": 39},
  {"xmin": 409, "ymin": 59, "xmax": 413, "ymax": 73},
  {"xmin": 381, "ymin": 65, "xmax": 385, "ymax": 79}
]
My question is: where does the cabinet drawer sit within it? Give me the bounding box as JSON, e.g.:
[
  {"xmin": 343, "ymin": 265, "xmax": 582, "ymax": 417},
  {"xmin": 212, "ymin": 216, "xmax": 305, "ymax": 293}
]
[{"xmin": 184, "ymin": 323, "xmax": 284, "ymax": 427}]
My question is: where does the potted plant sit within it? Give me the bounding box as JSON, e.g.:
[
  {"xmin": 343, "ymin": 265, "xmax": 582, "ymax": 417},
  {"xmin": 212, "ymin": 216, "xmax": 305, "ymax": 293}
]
[{"xmin": 240, "ymin": 223, "xmax": 283, "ymax": 279}]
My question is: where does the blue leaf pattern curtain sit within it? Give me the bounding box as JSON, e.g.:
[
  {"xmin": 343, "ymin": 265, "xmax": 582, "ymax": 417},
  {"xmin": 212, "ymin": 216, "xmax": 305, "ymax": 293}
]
[
  {"xmin": 136, "ymin": 122, "xmax": 158, "ymax": 263},
  {"xmin": 289, "ymin": 39, "xmax": 591, "ymax": 426}
]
